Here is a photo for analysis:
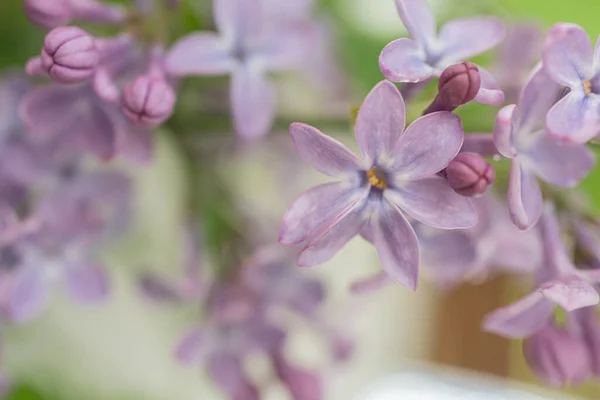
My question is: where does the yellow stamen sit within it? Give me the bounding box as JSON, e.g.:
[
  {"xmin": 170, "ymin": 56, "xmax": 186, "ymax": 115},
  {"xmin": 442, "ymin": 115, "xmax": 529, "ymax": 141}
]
[
  {"xmin": 584, "ymin": 79, "xmax": 593, "ymax": 95},
  {"xmin": 367, "ymin": 168, "xmax": 387, "ymax": 189}
]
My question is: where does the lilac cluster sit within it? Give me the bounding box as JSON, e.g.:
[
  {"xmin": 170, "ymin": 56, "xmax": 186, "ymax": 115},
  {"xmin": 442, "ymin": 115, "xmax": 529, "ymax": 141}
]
[
  {"xmin": 139, "ymin": 228, "xmax": 346, "ymax": 400},
  {"xmin": 279, "ymin": 0, "xmax": 600, "ymax": 388}
]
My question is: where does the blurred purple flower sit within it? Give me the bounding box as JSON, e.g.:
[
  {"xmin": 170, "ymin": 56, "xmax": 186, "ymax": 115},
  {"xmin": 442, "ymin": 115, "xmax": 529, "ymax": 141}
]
[
  {"xmin": 379, "ymin": 0, "xmax": 506, "ymax": 106},
  {"xmin": 494, "ymin": 66, "xmax": 595, "ymax": 230},
  {"xmin": 271, "ymin": 347, "xmax": 322, "ymax": 400},
  {"xmin": 483, "ymin": 203, "xmax": 600, "ymax": 339},
  {"xmin": 165, "ymin": 0, "xmax": 315, "ymax": 139},
  {"xmin": 24, "ymin": 0, "xmax": 126, "ymax": 29},
  {"xmin": 524, "ymin": 323, "xmax": 591, "ymax": 387},
  {"xmin": 280, "ymin": 80, "xmax": 476, "ymax": 290},
  {"xmin": 543, "ymin": 23, "xmax": 600, "ymax": 143}
]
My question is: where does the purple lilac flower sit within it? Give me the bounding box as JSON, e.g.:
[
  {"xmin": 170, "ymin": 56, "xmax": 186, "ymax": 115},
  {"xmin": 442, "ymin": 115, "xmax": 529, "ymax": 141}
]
[
  {"xmin": 8, "ymin": 171, "xmax": 130, "ymax": 322},
  {"xmin": 492, "ymin": 23, "xmax": 542, "ymax": 103},
  {"xmin": 423, "ymin": 62, "xmax": 481, "ymax": 114},
  {"xmin": 379, "ymin": 0, "xmax": 506, "ymax": 106},
  {"xmin": 524, "ymin": 323, "xmax": 591, "ymax": 387},
  {"xmin": 543, "ymin": 23, "xmax": 600, "ymax": 143},
  {"xmin": 280, "ymin": 80, "xmax": 476, "ymax": 290},
  {"xmin": 165, "ymin": 0, "xmax": 314, "ymax": 139},
  {"xmin": 24, "ymin": 0, "xmax": 126, "ymax": 29},
  {"xmin": 445, "ymin": 153, "xmax": 495, "ymax": 197},
  {"xmin": 494, "ymin": 66, "xmax": 595, "ymax": 230},
  {"xmin": 483, "ymin": 204, "xmax": 600, "ymax": 339}
]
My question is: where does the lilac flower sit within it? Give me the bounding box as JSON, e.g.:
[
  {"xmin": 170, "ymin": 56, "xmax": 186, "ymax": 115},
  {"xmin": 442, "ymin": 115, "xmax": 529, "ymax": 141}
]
[
  {"xmin": 24, "ymin": 0, "xmax": 126, "ymax": 29},
  {"xmin": 524, "ymin": 323, "xmax": 591, "ymax": 387},
  {"xmin": 494, "ymin": 66, "xmax": 595, "ymax": 230},
  {"xmin": 8, "ymin": 171, "xmax": 130, "ymax": 322},
  {"xmin": 543, "ymin": 23, "xmax": 600, "ymax": 143},
  {"xmin": 165, "ymin": 0, "xmax": 314, "ymax": 138},
  {"xmin": 445, "ymin": 153, "xmax": 495, "ymax": 197},
  {"xmin": 483, "ymin": 204, "xmax": 600, "ymax": 339},
  {"xmin": 379, "ymin": 0, "xmax": 506, "ymax": 106},
  {"xmin": 280, "ymin": 80, "xmax": 477, "ymax": 290}
]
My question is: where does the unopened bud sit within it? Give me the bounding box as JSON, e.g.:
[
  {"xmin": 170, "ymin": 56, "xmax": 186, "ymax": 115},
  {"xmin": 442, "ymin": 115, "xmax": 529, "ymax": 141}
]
[
  {"xmin": 445, "ymin": 153, "xmax": 494, "ymax": 197},
  {"xmin": 424, "ymin": 62, "xmax": 481, "ymax": 114},
  {"xmin": 23, "ymin": 0, "xmax": 71, "ymax": 28},
  {"xmin": 524, "ymin": 325, "xmax": 591, "ymax": 387},
  {"xmin": 122, "ymin": 75, "xmax": 176, "ymax": 127},
  {"xmin": 40, "ymin": 27, "xmax": 99, "ymax": 83}
]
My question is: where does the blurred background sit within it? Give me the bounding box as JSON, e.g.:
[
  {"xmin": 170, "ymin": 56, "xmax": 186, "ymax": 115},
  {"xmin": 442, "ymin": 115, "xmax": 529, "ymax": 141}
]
[{"xmin": 1, "ymin": 0, "xmax": 600, "ymax": 399}]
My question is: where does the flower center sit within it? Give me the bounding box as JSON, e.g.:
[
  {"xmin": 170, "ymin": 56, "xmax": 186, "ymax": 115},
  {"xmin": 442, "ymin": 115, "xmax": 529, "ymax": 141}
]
[
  {"xmin": 583, "ymin": 79, "xmax": 593, "ymax": 95},
  {"xmin": 366, "ymin": 167, "xmax": 387, "ymax": 189}
]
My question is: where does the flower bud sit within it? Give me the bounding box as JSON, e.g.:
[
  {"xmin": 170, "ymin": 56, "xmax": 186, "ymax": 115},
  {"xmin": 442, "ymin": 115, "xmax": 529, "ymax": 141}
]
[
  {"xmin": 23, "ymin": 0, "xmax": 71, "ymax": 28},
  {"xmin": 445, "ymin": 153, "xmax": 494, "ymax": 197},
  {"xmin": 424, "ymin": 62, "xmax": 481, "ymax": 114},
  {"xmin": 524, "ymin": 325, "xmax": 591, "ymax": 387},
  {"xmin": 40, "ymin": 27, "xmax": 99, "ymax": 84},
  {"xmin": 122, "ymin": 75, "xmax": 176, "ymax": 127}
]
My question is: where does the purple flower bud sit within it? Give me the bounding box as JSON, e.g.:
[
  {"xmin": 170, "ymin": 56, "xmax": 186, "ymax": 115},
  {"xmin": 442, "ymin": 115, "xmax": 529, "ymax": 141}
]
[
  {"xmin": 524, "ymin": 325, "xmax": 591, "ymax": 387},
  {"xmin": 445, "ymin": 153, "xmax": 495, "ymax": 197},
  {"xmin": 40, "ymin": 27, "xmax": 99, "ymax": 84},
  {"xmin": 23, "ymin": 0, "xmax": 71, "ymax": 28},
  {"xmin": 424, "ymin": 62, "xmax": 481, "ymax": 114},
  {"xmin": 122, "ymin": 75, "xmax": 176, "ymax": 127}
]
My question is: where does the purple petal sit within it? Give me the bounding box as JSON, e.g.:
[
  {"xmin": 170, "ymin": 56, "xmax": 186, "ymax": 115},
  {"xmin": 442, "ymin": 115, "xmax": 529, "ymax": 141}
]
[
  {"xmin": 165, "ymin": 33, "xmax": 232, "ymax": 76},
  {"xmin": 207, "ymin": 352, "xmax": 259, "ymax": 399},
  {"xmin": 289, "ymin": 123, "xmax": 359, "ymax": 178},
  {"xmin": 517, "ymin": 66, "xmax": 563, "ymax": 134},
  {"xmin": 394, "ymin": 0, "xmax": 436, "ymax": 47},
  {"xmin": 472, "ymin": 67, "xmax": 505, "ymax": 106},
  {"xmin": 538, "ymin": 202, "xmax": 576, "ymax": 279},
  {"xmin": 272, "ymin": 351, "xmax": 322, "ymax": 400},
  {"xmin": 493, "ymin": 104, "xmax": 517, "ymax": 158},
  {"xmin": 18, "ymin": 84, "xmax": 77, "ymax": 138},
  {"xmin": 63, "ymin": 263, "xmax": 109, "ymax": 302},
  {"xmin": 298, "ymin": 207, "xmax": 364, "ymax": 267},
  {"xmin": 74, "ymin": 104, "xmax": 117, "ymax": 159},
  {"xmin": 391, "ymin": 111, "xmax": 464, "ymax": 179},
  {"xmin": 379, "ymin": 38, "xmax": 433, "ymax": 83},
  {"xmin": 355, "ymin": 80, "xmax": 406, "ymax": 164},
  {"xmin": 175, "ymin": 327, "xmax": 204, "ymax": 365},
  {"xmin": 115, "ymin": 125, "xmax": 153, "ymax": 163},
  {"xmin": 507, "ymin": 160, "xmax": 543, "ymax": 230},
  {"xmin": 279, "ymin": 183, "xmax": 366, "ymax": 245},
  {"xmin": 524, "ymin": 134, "xmax": 594, "ymax": 187},
  {"xmin": 539, "ymin": 276, "xmax": 599, "ymax": 312},
  {"xmin": 213, "ymin": 0, "xmax": 262, "ymax": 45},
  {"xmin": 386, "ymin": 177, "xmax": 478, "ymax": 229},
  {"xmin": 231, "ymin": 64, "xmax": 276, "ymax": 139},
  {"xmin": 349, "ymin": 272, "xmax": 391, "ymax": 294},
  {"xmin": 371, "ymin": 202, "xmax": 419, "ymax": 290},
  {"xmin": 546, "ymin": 92, "xmax": 600, "ymax": 144},
  {"xmin": 543, "ymin": 23, "xmax": 593, "ymax": 86},
  {"xmin": 9, "ymin": 267, "xmax": 49, "ymax": 323},
  {"xmin": 438, "ymin": 17, "xmax": 506, "ymax": 61},
  {"xmin": 483, "ymin": 292, "xmax": 554, "ymax": 339}
]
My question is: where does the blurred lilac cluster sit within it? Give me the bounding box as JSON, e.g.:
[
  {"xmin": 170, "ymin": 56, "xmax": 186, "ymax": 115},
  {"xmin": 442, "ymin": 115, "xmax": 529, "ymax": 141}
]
[{"xmin": 2, "ymin": 0, "xmax": 600, "ymax": 397}]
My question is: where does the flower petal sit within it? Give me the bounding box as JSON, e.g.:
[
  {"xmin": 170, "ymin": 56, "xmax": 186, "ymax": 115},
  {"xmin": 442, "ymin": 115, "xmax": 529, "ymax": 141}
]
[
  {"xmin": 165, "ymin": 33, "xmax": 232, "ymax": 77},
  {"xmin": 213, "ymin": 0, "xmax": 262, "ymax": 46},
  {"xmin": 517, "ymin": 66, "xmax": 564, "ymax": 134},
  {"xmin": 379, "ymin": 38, "xmax": 434, "ymax": 83},
  {"xmin": 18, "ymin": 84, "xmax": 78, "ymax": 138},
  {"xmin": 539, "ymin": 277, "xmax": 599, "ymax": 312},
  {"xmin": 290, "ymin": 122, "xmax": 359, "ymax": 178},
  {"xmin": 546, "ymin": 92, "xmax": 600, "ymax": 144},
  {"xmin": 386, "ymin": 177, "xmax": 478, "ymax": 229},
  {"xmin": 525, "ymin": 134, "xmax": 594, "ymax": 187},
  {"xmin": 9, "ymin": 267, "xmax": 49, "ymax": 323},
  {"xmin": 231, "ymin": 64, "xmax": 276, "ymax": 139},
  {"xmin": 355, "ymin": 80, "xmax": 406, "ymax": 164},
  {"xmin": 507, "ymin": 160, "xmax": 543, "ymax": 230},
  {"xmin": 483, "ymin": 291, "xmax": 554, "ymax": 339},
  {"xmin": 349, "ymin": 272, "xmax": 391, "ymax": 294},
  {"xmin": 279, "ymin": 182, "xmax": 365, "ymax": 245},
  {"xmin": 372, "ymin": 202, "xmax": 420, "ymax": 290},
  {"xmin": 493, "ymin": 104, "xmax": 518, "ymax": 158},
  {"xmin": 438, "ymin": 17, "xmax": 506, "ymax": 61},
  {"xmin": 175, "ymin": 327, "xmax": 204, "ymax": 365},
  {"xmin": 391, "ymin": 111, "xmax": 464, "ymax": 179},
  {"xmin": 298, "ymin": 207, "xmax": 365, "ymax": 267},
  {"xmin": 63, "ymin": 263, "xmax": 109, "ymax": 302},
  {"xmin": 74, "ymin": 104, "xmax": 117, "ymax": 159},
  {"xmin": 208, "ymin": 353, "xmax": 259, "ymax": 399},
  {"xmin": 543, "ymin": 23, "xmax": 593, "ymax": 86},
  {"xmin": 394, "ymin": 0, "xmax": 436, "ymax": 47},
  {"xmin": 272, "ymin": 351, "xmax": 322, "ymax": 400},
  {"xmin": 472, "ymin": 66, "xmax": 505, "ymax": 106}
]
